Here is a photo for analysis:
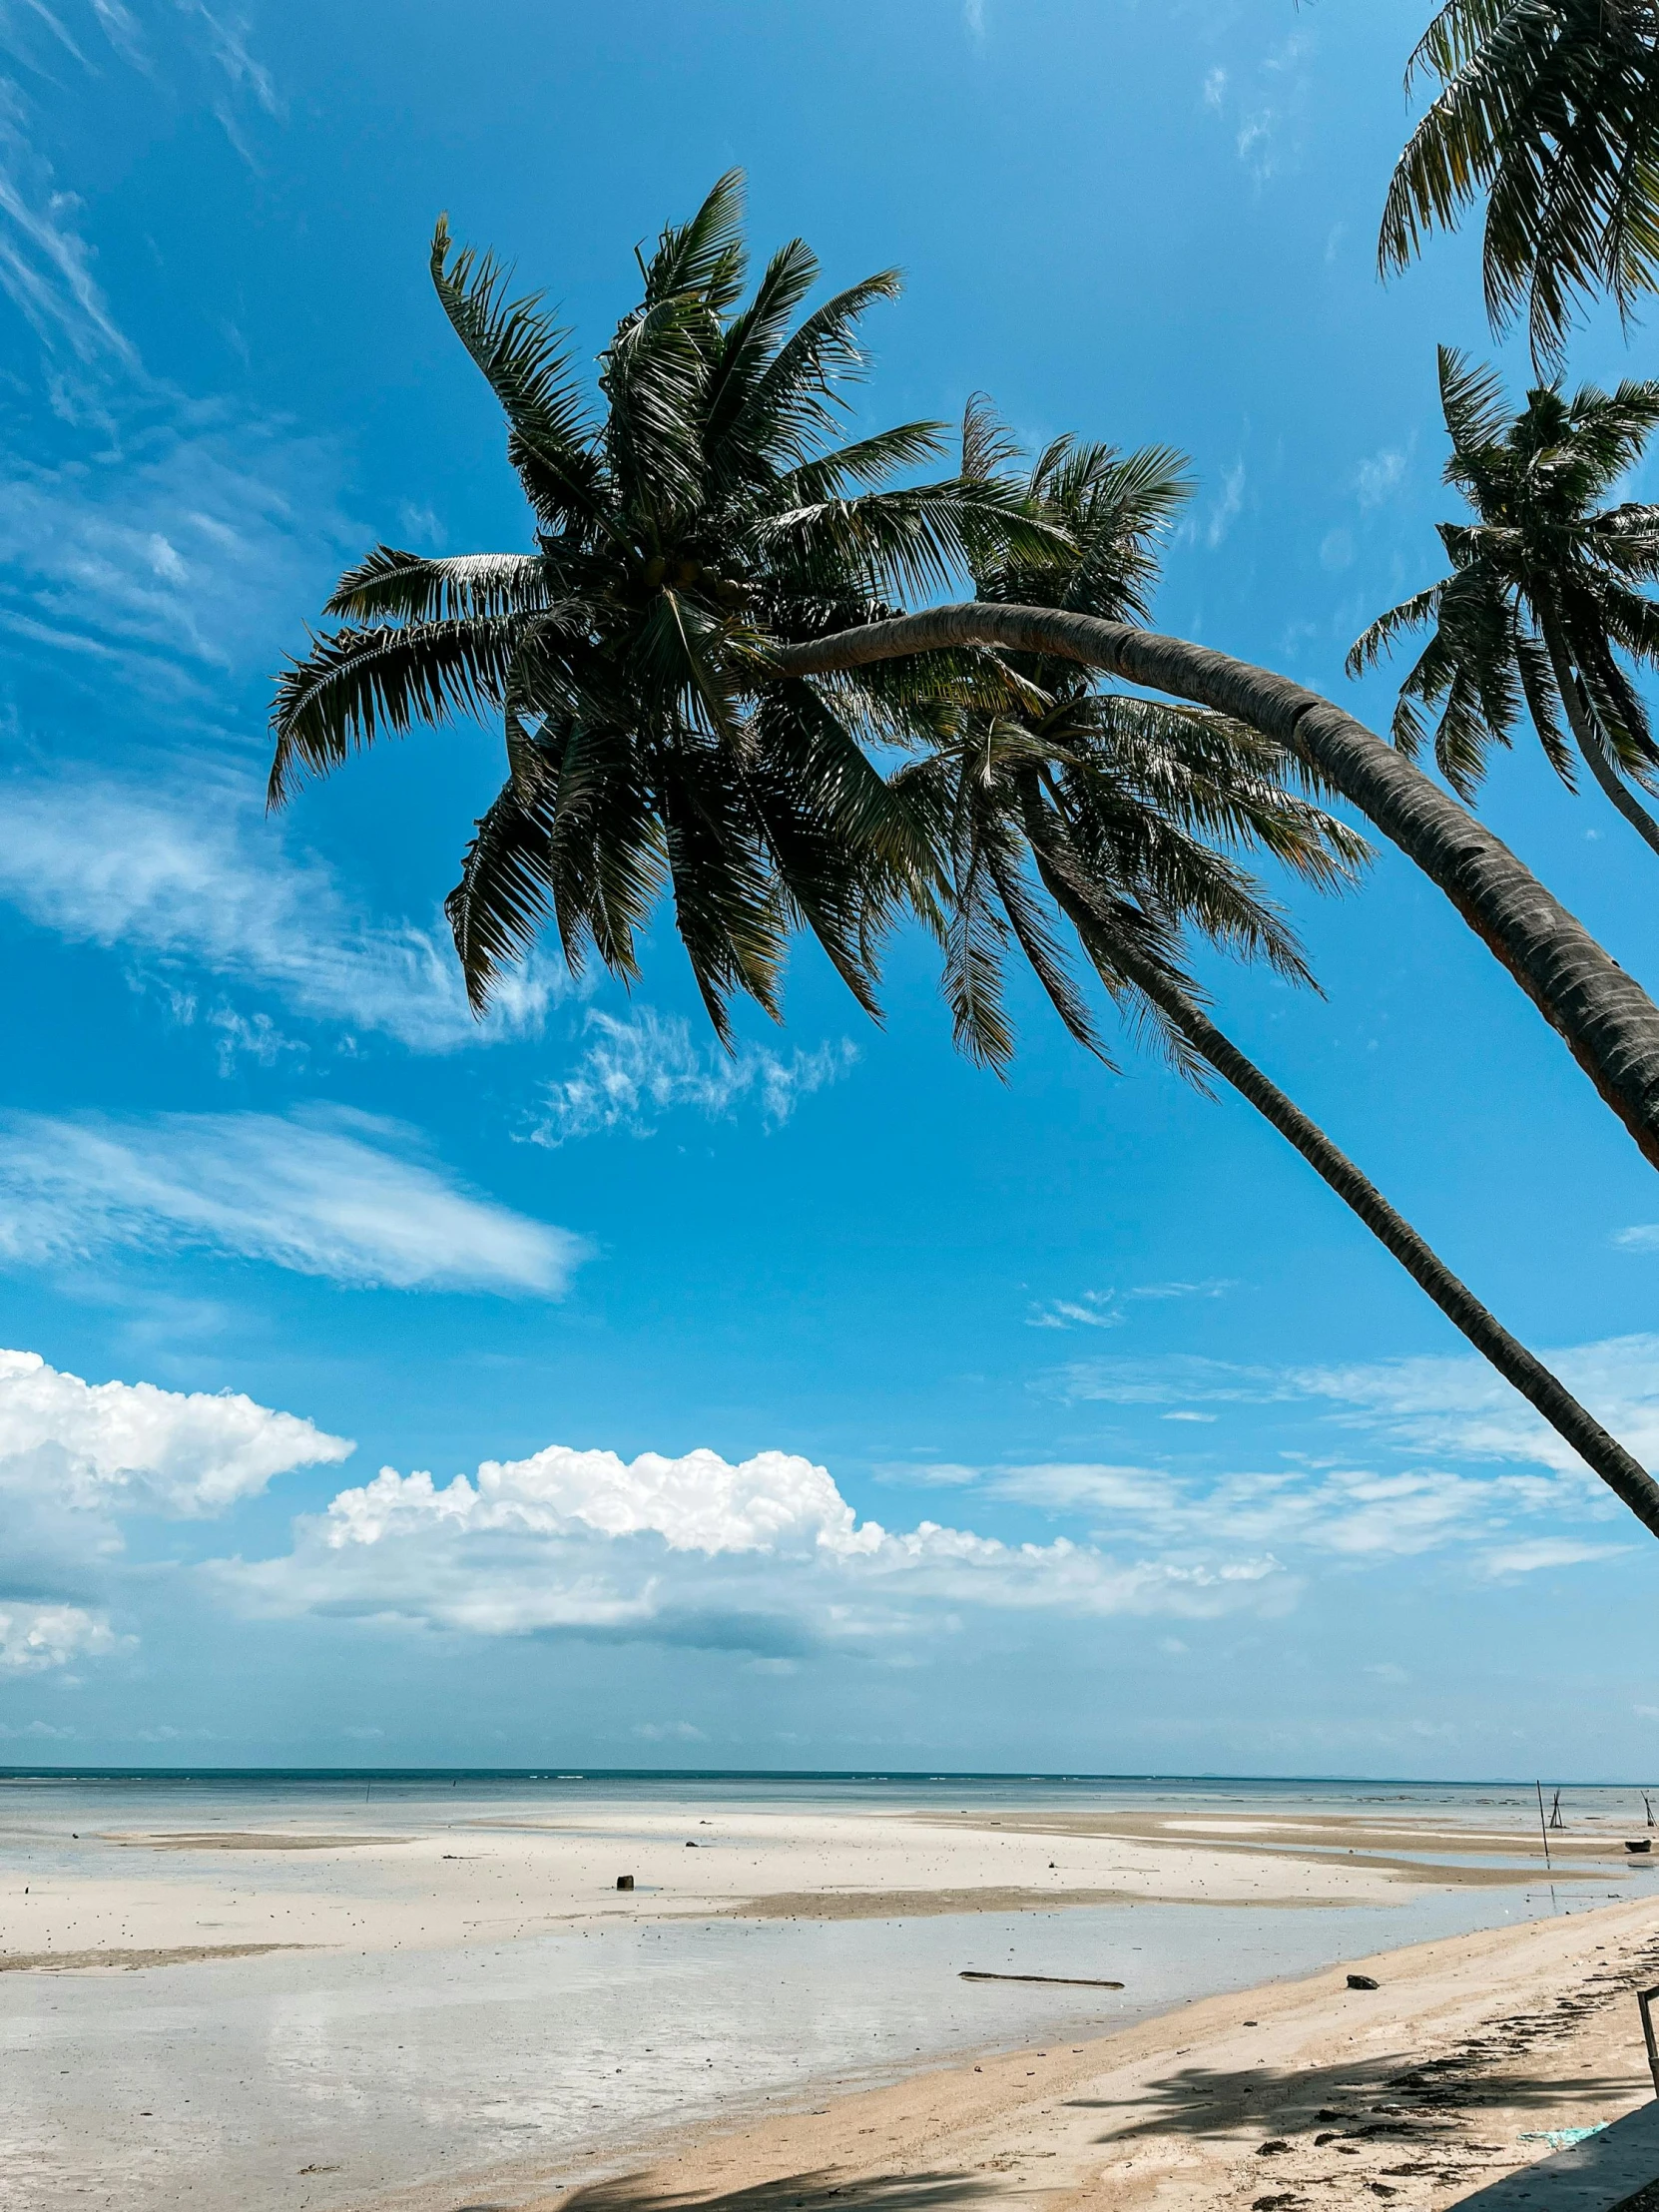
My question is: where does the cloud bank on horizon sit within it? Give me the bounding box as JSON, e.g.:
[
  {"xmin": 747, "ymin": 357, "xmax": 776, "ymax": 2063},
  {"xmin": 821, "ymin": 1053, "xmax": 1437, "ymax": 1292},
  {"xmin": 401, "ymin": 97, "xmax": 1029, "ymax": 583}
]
[{"xmin": 1, "ymin": 1337, "xmax": 1646, "ymax": 1690}]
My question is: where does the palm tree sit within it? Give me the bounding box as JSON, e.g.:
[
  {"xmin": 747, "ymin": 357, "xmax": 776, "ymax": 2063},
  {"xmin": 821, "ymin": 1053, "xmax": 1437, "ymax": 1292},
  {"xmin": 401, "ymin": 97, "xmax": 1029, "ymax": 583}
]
[
  {"xmin": 1349, "ymin": 348, "xmax": 1659, "ymax": 858},
  {"xmin": 1380, "ymin": 0, "xmax": 1659, "ymax": 370},
  {"xmin": 271, "ymin": 173, "xmax": 1048, "ymax": 1041},
  {"xmin": 275, "ymin": 181, "xmax": 1659, "ymax": 1179},
  {"xmin": 896, "ymin": 412, "xmax": 1659, "ymax": 1539}
]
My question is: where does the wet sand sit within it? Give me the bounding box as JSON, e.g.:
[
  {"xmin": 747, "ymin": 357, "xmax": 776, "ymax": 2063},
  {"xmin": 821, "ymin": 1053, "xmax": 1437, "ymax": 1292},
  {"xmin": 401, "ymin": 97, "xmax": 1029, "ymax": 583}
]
[{"xmin": 441, "ymin": 1895, "xmax": 1659, "ymax": 2212}]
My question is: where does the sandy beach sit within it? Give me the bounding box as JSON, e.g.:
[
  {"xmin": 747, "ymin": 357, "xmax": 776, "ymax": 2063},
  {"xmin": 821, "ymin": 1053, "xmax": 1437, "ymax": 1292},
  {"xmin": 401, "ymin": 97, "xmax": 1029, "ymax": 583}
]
[
  {"xmin": 492, "ymin": 1896, "xmax": 1659, "ymax": 2212},
  {"xmin": 3, "ymin": 1777, "xmax": 1656, "ymax": 2212},
  {"xmin": 3, "ymin": 1787, "xmax": 1642, "ymax": 1965}
]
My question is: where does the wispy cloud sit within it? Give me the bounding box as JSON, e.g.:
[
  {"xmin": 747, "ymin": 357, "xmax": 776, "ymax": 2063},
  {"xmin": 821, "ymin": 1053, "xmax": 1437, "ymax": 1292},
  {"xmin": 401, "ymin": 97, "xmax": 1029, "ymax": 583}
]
[
  {"xmin": 1050, "ymin": 1334, "xmax": 1659, "ymax": 1479},
  {"xmin": 0, "ymin": 75, "xmax": 136, "ymax": 364},
  {"xmin": 1029, "ymin": 1280, "xmax": 1234, "ymax": 1331},
  {"xmin": 995, "ymin": 1455, "xmax": 1608, "ymax": 1568},
  {"xmin": 0, "ymin": 768, "xmax": 561, "ymax": 1050},
  {"xmin": 1205, "ymin": 460, "xmax": 1246, "ymax": 548},
  {"xmin": 962, "ymin": 0, "xmax": 987, "ymax": 49},
  {"xmin": 530, "ymin": 1007, "xmax": 857, "ymax": 1145},
  {"xmin": 1202, "ymin": 30, "xmax": 1316, "ymax": 185},
  {"xmin": 0, "ymin": 1108, "xmax": 587, "ymax": 1294},
  {"xmin": 0, "ymin": 415, "xmax": 349, "ymax": 682},
  {"xmin": 1357, "ymin": 445, "xmax": 1408, "ymax": 508}
]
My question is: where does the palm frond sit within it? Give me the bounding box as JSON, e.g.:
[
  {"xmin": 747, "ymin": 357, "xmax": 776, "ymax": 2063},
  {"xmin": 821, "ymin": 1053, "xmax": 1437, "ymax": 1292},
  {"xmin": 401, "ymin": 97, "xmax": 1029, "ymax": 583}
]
[
  {"xmin": 429, "ymin": 218, "xmax": 605, "ymax": 530},
  {"xmin": 270, "ymin": 618, "xmax": 520, "ymax": 804},
  {"xmin": 325, "ymin": 547, "xmax": 553, "ymax": 622}
]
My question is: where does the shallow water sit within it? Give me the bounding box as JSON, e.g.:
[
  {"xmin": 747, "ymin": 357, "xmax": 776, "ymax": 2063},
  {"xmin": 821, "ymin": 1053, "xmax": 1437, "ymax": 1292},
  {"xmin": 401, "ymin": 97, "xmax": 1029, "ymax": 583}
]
[{"xmin": 1, "ymin": 1772, "xmax": 1650, "ymax": 2211}]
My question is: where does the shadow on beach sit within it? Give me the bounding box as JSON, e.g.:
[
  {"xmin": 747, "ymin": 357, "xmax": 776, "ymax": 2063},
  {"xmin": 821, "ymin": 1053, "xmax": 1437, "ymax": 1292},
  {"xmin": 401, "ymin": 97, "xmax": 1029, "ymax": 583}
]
[
  {"xmin": 1064, "ymin": 2052, "xmax": 1651, "ymax": 2143},
  {"xmin": 556, "ymin": 2171, "xmax": 1001, "ymax": 2212}
]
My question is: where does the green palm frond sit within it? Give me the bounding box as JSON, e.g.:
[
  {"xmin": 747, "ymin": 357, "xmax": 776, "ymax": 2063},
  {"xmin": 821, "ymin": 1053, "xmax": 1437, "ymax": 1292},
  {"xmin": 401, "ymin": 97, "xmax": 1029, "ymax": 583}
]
[
  {"xmin": 1382, "ymin": 1, "xmax": 1659, "ymax": 367},
  {"xmin": 446, "ymin": 758, "xmax": 559, "ymax": 1011},
  {"xmin": 325, "ymin": 548, "xmax": 554, "ymax": 623},
  {"xmin": 1347, "ymin": 583, "xmax": 1444, "ymax": 677},
  {"xmin": 270, "ymin": 618, "xmax": 522, "ymax": 803},
  {"xmin": 429, "ymin": 219, "xmax": 605, "ymax": 532}
]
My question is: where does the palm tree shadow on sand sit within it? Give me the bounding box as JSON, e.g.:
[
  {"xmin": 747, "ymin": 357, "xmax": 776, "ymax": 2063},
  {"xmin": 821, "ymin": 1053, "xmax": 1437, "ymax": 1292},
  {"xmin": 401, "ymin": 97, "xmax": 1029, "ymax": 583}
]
[
  {"xmin": 1062, "ymin": 2051, "xmax": 1651, "ymax": 2144},
  {"xmin": 540, "ymin": 2172, "xmax": 1001, "ymax": 2212}
]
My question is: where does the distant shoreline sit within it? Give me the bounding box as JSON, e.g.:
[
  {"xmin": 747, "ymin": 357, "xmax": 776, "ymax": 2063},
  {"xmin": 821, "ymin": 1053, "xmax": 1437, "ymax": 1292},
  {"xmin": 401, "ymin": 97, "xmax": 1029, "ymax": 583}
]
[{"xmin": 4, "ymin": 1764, "xmax": 1659, "ymax": 1787}]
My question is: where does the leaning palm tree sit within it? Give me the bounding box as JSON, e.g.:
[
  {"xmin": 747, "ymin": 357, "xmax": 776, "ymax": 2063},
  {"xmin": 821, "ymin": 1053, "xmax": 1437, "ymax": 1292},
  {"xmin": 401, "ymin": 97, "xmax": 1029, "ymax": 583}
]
[
  {"xmin": 898, "ymin": 412, "xmax": 1659, "ymax": 1539},
  {"xmin": 1349, "ymin": 349, "xmax": 1659, "ymax": 857},
  {"xmin": 1380, "ymin": 0, "xmax": 1659, "ymax": 369},
  {"xmin": 274, "ymin": 181, "xmax": 1659, "ymax": 1185}
]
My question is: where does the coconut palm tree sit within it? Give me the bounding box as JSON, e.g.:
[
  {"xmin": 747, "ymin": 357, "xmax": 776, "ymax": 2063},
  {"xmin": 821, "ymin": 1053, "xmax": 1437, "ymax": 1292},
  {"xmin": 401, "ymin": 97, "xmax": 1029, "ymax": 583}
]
[
  {"xmin": 897, "ymin": 412, "xmax": 1659, "ymax": 1539},
  {"xmin": 273, "ymin": 178, "xmax": 1659, "ymax": 1179},
  {"xmin": 1380, "ymin": 0, "xmax": 1659, "ymax": 369},
  {"xmin": 1349, "ymin": 348, "xmax": 1659, "ymax": 857},
  {"xmin": 271, "ymin": 173, "xmax": 1050, "ymax": 1041}
]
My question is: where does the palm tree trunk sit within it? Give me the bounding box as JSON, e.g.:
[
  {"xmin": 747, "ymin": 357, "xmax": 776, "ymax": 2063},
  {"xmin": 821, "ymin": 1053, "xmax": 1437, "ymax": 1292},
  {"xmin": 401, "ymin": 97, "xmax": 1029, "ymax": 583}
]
[
  {"xmin": 777, "ymin": 605, "xmax": 1659, "ymax": 1172},
  {"xmin": 1109, "ymin": 942, "xmax": 1659, "ymax": 1541},
  {"xmin": 1536, "ymin": 606, "xmax": 1659, "ymax": 859}
]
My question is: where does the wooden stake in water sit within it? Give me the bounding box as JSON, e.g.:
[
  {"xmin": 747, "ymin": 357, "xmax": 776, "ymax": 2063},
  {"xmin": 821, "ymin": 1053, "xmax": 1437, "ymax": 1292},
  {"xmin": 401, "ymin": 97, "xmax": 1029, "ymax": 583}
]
[{"xmin": 1536, "ymin": 1781, "xmax": 1553, "ymax": 1870}]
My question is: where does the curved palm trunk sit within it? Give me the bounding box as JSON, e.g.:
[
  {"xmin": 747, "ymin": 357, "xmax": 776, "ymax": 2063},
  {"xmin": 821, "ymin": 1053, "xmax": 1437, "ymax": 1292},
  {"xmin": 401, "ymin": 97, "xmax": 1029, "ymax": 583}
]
[
  {"xmin": 777, "ymin": 605, "xmax": 1659, "ymax": 1172},
  {"xmin": 1108, "ymin": 942, "xmax": 1659, "ymax": 1541},
  {"xmin": 1536, "ymin": 607, "xmax": 1659, "ymax": 860}
]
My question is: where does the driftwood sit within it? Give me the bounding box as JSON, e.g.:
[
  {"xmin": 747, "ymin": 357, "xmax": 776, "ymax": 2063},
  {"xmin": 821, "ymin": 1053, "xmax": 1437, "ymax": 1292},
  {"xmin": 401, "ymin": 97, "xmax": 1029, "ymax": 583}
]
[{"xmin": 958, "ymin": 1970, "xmax": 1124, "ymax": 1988}]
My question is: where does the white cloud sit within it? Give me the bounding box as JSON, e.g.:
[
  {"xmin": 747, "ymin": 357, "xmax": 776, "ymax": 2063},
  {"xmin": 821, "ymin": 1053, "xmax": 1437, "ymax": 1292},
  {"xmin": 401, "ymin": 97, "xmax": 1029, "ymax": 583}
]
[
  {"xmin": 1478, "ymin": 1538, "xmax": 1631, "ymax": 1578},
  {"xmin": 1205, "ymin": 460, "xmax": 1246, "ymax": 549},
  {"xmin": 1613, "ymin": 1224, "xmax": 1659, "ymax": 1251},
  {"xmin": 0, "ymin": 1601, "xmax": 113, "ymax": 1671},
  {"xmin": 1029, "ymin": 1290, "xmax": 1121, "ymax": 1332},
  {"xmin": 0, "ymin": 1109, "xmax": 586, "ymax": 1294},
  {"xmin": 962, "ymin": 0, "xmax": 986, "ymax": 47},
  {"xmin": 1000, "ymin": 1456, "xmax": 1584, "ymax": 1564},
  {"xmin": 0, "ymin": 1346, "xmax": 351, "ymax": 1517},
  {"xmin": 530, "ymin": 1007, "xmax": 856, "ymax": 1145},
  {"xmin": 0, "ymin": 418, "xmax": 348, "ymax": 680},
  {"xmin": 222, "ymin": 1440, "xmax": 1291, "ymax": 1647},
  {"xmin": 0, "ymin": 76, "xmax": 135, "ymax": 365},
  {"xmin": 1357, "ymin": 446, "xmax": 1408, "ymax": 508},
  {"xmin": 1053, "ymin": 1334, "xmax": 1659, "ymax": 1485},
  {"xmin": 0, "ymin": 768, "xmax": 559, "ymax": 1050},
  {"xmin": 1031, "ymin": 1280, "xmax": 1235, "ymax": 1331},
  {"xmin": 1202, "ymin": 67, "xmax": 1227, "ymax": 110},
  {"xmin": 1290, "ymin": 1335, "xmax": 1659, "ymax": 1478}
]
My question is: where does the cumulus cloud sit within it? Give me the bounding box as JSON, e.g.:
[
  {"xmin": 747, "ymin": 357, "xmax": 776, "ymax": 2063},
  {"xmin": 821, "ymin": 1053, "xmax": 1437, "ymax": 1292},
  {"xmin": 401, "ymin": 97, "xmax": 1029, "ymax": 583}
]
[
  {"xmin": 0, "ymin": 1601, "xmax": 114, "ymax": 1671},
  {"xmin": 0, "ymin": 1346, "xmax": 351, "ymax": 1517},
  {"xmin": 0, "ymin": 1109, "xmax": 586, "ymax": 1293},
  {"xmin": 530, "ymin": 1007, "xmax": 856, "ymax": 1145},
  {"xmin": 0, "ymin": 1346, "xmax": 354, "ymax": 1672},
  {"xmin": 0, "ymin": 768, "xmax": 559, "ymax": 1050},
  {"xmin": 221, "ymin": 1440, "xmax": 1290, "ymax": 1648}
]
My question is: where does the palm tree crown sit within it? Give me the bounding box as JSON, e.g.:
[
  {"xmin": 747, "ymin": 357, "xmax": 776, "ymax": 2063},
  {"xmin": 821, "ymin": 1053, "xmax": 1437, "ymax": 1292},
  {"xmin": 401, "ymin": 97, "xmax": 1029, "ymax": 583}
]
[
  {"xmin": 270, "ymin": 172, "xmax": 1045, "ymax": 1040},
  {"xmin": 1349, "ymin": 347, "xmax": 1659, "ymax": 853},
  {"xmin": 900, "ymin": 407, "xmax": 1368, "ymax": 1077},
  {"xmin": 1382, "ymin": 0, "xmax": 1659, "ymax": 368}
]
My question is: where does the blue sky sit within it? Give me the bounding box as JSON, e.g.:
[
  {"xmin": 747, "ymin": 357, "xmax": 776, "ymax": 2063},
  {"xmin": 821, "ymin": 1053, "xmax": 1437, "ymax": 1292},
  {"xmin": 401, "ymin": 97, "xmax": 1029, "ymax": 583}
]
[{"xmin": 1, "ymin": 0, "xmax": 1657, "ymax": 1779}]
